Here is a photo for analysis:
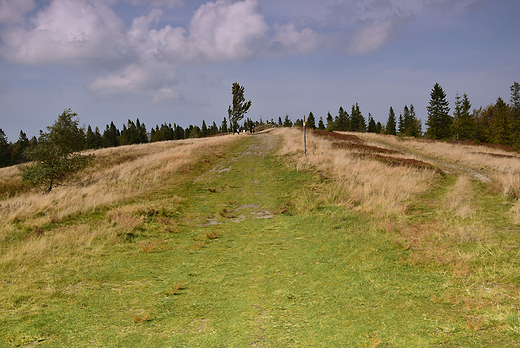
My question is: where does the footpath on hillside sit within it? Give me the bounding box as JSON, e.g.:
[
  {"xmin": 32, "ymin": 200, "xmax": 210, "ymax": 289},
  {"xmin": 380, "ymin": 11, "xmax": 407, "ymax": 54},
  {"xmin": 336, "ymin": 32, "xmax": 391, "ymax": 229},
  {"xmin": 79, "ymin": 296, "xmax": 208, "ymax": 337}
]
[
  {"xmin": 3, "ymin": 131, "xmax": 511, "ymax": 347},
  {"xmin": 143, "ymin": 131, "xmax": 496, "ymax": 347}
]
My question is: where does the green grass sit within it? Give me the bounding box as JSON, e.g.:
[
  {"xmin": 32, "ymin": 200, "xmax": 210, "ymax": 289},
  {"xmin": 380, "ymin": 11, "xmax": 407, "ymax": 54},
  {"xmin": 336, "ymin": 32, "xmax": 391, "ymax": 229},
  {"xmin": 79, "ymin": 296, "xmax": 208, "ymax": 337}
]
[{"xmin": 1, "ymin": 134, "xmax": 520, "ymax": 346}]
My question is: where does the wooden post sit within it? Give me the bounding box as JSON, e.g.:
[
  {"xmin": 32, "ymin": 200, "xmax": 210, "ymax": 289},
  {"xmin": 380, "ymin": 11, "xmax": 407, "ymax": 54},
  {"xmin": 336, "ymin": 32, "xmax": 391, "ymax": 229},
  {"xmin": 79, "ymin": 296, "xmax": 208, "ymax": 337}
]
[{"xmin": 303, "ymin": 114, "xmax": 306, "ymax": 156}]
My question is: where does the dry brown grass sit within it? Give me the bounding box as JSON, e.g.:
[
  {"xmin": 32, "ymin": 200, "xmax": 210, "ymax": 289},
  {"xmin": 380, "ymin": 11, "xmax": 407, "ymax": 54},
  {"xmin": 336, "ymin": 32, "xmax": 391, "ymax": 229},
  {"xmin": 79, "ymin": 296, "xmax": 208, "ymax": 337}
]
[
  {"xmin": 274, "ymin": 128, "xmax": 438, "ymax": 217},
  {"xmin": 0, "ymin": 135, "xmax": 238, "ymax": 278},
  {"xmin": 0, "ymin": 136, "xmax": 237, "ymax": 230},
  {"xmin": 359, "ymin": 133, "xmax": 520, "ymax": 221}
]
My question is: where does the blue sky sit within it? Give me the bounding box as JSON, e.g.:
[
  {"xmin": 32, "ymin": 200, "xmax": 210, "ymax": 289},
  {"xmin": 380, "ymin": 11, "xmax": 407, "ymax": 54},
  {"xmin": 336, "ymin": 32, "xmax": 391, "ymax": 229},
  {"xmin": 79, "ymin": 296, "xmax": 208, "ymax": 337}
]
[{"xmin": 0, "ymin": 0, "xmax": 519, "ymax": 141}]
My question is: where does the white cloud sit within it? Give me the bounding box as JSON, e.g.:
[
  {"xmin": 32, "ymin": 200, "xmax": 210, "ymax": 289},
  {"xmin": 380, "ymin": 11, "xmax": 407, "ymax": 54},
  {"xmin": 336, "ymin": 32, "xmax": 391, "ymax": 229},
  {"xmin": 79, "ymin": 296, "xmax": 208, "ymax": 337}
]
[
  {"xmin": 150, "ymin": 87, "xmax": 179, "ymax": 102},
  {"xmin": 187, "ymin": 0, "xmax": 269, "ymax": 62},
  {"xmin": 0, "ymin": 0, "xmax": 127, "ymax": 65},
  {"xmin": 349, "ymin": 19, "xmax": 393, "ymax": 54},
  {"xmin": 124, "ymin": 0, "xmax": 183, "ymax": 8},
  {"xmin": 0, "ymin": 0, "xmax": 35, "ymax": 24},
  {"xmin": 1, "ymin": 0, "xmax": 322, "ymax": 99},
  {"xmin": 272, "ymin": 23, "xmax": 322, "ymax": 54}
]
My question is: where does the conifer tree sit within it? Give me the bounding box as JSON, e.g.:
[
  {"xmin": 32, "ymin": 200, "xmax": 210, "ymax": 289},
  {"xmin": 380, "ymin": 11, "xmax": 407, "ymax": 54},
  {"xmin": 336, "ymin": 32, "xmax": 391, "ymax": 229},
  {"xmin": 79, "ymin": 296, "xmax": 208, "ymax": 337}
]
[
  {"xmin": 492, "ymin": 97, "xmax": 510, "ymax": 145},
  {"xmin": 326, "ymin": 112, "xmax": 334, "ymax": 131},
  {"xmin": 318, "ymin": 117, "xmax": 325, "ymax": 130},
  {"xmin": 386, "ymin": 107, "xmax": 396, "ymax": 135},
  {"xmin": 510, "ymin": 82, "xmax": 520, "ymax": 148},
  {"xmin": 0, "ymin": 128, "xmax": 10, "ymax": 167},
  {"xmin": 283, "ymin": 115, "xmax": 293, "ymax": 127},
  {"xmin": 228, "ymin": 82, "xmax": 251, "ymax": 133},
  {"xmin": 336, "ymin": 107, "xmax": 348, "ymax": 131},
  {"xmin": 85, "ymin": 125, "xmax": 96, "ymax": 149},
  {"xmin": 201, "ymin": 120, "xmax": 208, "ymax": 137},
  {"xmin": 11, "ymin": 131, "xmax": 30, "ymax": 165},
  {"xmin": 398, "ymin": 113, "xmax": 404, "ymax": 134},
  {"xmin": 307, "ymin": 112, "xmax": 316, "ymax": 129},
  {"xmin": 367, "ymin": 113, "xmax": 376, "ymax": 133},
  {"xmin": 426, "ymin": 83, "xmax": 451, "ymax": 139},
  {"xmin": 221, "ymin": 117, "xmax": 228, "ymax": 133},
  {"xmin": 452, "ymin": 93, "xmax": 474, "ymax": 141}
]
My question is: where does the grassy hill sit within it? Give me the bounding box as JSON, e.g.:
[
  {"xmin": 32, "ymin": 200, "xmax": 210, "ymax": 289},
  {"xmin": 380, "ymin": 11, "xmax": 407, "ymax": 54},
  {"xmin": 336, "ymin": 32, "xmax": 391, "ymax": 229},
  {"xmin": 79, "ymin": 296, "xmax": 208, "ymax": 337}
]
[{"xmin": 1, "ymin": 128, "xmax": 520, "ymax": 346}]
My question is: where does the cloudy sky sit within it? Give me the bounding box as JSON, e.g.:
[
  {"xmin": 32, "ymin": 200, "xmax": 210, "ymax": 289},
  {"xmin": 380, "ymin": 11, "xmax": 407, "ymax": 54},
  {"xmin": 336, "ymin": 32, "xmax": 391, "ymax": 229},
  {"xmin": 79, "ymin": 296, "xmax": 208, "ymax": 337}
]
[{"xmin": 0, "ymin": 0, "xmax": 519, "ymax": 141}]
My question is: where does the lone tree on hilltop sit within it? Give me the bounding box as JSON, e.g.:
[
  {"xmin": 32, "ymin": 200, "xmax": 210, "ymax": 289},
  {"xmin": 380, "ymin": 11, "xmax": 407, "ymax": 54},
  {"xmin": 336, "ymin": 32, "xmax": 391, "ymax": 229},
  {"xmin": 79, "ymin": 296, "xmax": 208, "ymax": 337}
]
[
  {"xmin": 20, "ymin": 109, "xmax": 92, "ymax": 194},
  {"xmin": 228, "ymin": 82, "xmax": 252, "ymax": 133}
]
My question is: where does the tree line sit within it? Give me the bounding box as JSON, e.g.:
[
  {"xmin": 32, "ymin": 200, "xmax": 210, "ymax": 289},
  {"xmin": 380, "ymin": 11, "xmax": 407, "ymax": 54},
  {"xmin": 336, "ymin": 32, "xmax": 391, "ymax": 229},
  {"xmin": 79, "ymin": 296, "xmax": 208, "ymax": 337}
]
[
  {"xmin": 0, "ymin": 112, "xmax": 269, "ymax": 168},
  {"xmin": 1, "ymin": 81, "xmax": 519, "ymax": 170},
  {"xmin": 279, "ymin": 81, "xmax": 520, "ymax": 147}
]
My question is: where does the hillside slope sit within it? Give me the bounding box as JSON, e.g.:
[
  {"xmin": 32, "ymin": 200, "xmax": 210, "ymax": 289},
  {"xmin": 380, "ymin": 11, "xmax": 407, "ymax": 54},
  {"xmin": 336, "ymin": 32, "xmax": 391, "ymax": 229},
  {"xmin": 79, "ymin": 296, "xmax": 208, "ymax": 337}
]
[{"xmin": 1, "ymin": 129, "xmax": 519, "ymax": 346}]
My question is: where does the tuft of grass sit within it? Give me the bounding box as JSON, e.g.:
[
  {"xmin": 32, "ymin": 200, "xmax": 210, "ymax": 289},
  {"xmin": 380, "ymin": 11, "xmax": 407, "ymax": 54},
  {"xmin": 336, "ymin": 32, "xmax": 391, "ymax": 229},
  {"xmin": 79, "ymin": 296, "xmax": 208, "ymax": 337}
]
[
  {"xmin": 131, "ymin": 312, "xmax": 151, "ymax": 323},
  {"xmin": 165, "ymin": 283, "xmax": 184, "ymax": 296},
  {"xmin": 205, "ymin": 231, "xmax": 219, "ymax": 240}
]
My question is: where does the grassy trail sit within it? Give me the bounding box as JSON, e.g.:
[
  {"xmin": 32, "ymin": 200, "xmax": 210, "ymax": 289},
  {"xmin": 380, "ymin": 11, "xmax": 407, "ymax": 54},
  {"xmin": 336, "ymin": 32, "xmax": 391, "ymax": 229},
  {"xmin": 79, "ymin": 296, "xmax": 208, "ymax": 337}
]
[{"xmin": 2, "ymin": 132, "xmax": 518, "ymax": 346}]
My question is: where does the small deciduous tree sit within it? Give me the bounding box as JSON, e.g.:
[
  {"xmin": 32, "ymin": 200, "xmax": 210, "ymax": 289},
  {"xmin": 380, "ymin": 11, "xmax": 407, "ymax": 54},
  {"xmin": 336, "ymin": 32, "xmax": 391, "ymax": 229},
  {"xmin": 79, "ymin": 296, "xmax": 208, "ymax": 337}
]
[
  {"xmin": 19, "ymin": 109, "xmax": 92, "ymax": 194},
  {"xmin": 228, "ymin": 82, "xmax": 252, "ymax": 133}
]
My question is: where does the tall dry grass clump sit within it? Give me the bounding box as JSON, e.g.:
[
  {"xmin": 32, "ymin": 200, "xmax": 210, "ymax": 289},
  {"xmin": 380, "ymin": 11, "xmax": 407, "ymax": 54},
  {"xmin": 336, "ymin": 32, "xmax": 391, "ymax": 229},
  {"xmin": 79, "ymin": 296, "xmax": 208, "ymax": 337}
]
[
  {"xmin": 359, "ymin": 133, "xmax": 520, "ymax": 221},
  {"xmin": 0, "ymin": 136, "xmax": 238, "ymax": 233},
  {"xmin": 274, "ymin": 128, "xmax": 438, "ymax": 217}
]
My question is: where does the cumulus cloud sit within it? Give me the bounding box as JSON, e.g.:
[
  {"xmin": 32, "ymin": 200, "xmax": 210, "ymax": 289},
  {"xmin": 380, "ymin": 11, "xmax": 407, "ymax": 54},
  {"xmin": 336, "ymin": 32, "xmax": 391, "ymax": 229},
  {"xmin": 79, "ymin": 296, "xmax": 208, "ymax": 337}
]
[
  {"xmin": 325, "ymin": 0, "xmax": 485, "ymax": 54},
  {"xmin": 0, "ymin": 0, "xmax": 35, "ymax": 24},
  {"xmin": 349, "ymin": 19, "xmax": 393, "ymax": 54},
  {"xmin": 271, "ymin": 23, "xmax": 322, "ymax": 55},
  {"xmin": 124, "ymin": 0, "xmax": 183, "ymax": 8},
  {"xmin": 0, "ymin": 0, "xmax": 322, "ymax": 99},
  {"xmin": 187, "ymin": 0, "xmax": 269, "ymax": 62},
  {"xmin": 0, "ymin": 0, "xmax": 127, "ymax": 65}
]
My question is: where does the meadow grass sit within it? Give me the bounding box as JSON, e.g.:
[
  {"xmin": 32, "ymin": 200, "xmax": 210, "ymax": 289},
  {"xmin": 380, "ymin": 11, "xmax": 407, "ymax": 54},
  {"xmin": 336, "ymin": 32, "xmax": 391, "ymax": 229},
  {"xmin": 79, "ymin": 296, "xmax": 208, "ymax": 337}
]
[{"xmin": 0, "ymin": 130, "xmax": 519, "ymax": 346}]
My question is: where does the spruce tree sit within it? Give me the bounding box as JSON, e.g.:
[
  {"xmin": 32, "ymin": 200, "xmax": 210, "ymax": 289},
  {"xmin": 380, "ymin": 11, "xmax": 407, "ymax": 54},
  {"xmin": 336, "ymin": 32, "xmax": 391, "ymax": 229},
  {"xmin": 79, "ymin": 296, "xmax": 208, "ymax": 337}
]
[
  {"xmin": 453, "ymin": 93, "xmax": 474, "ymax": 141},
  {"xmin": 0, "ymin": 128, "xmax": 10, "ymax": 167},
  {"xmin": 426, "ymin": 83, "xmax": 451, "ymax": 139},
  {"xmin": 326, "ymin": 112, "xmax": 334, "ymax": 131},
  {"xmin": 367, "ymin": 113, "xmax": 376, "ymax": 133},
  {"xmin": 510, "ymin": 82, "xmax": 520, "ymax": 148},
  {"xmin": 307, "ymin": 112, "xmax": 316, "ymax": 129},
  {"xmin": 318, "ymin": 117, "xmax": 325, "ymax": 130},
  {"xmin": 386, "ymin": 107, "xmax": 396, "ymax": 135},
  {"xmin": 492, "ymin": 97, "xmax": 510, "ymax": 145}
]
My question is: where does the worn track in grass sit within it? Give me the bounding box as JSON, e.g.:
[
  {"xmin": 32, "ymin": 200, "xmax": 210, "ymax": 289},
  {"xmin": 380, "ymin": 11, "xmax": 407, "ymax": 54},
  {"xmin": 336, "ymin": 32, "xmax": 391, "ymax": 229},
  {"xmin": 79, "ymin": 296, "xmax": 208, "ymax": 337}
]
[{"xmin": 1, "ymin": 131, "xmax": 517, "ymax": 347}]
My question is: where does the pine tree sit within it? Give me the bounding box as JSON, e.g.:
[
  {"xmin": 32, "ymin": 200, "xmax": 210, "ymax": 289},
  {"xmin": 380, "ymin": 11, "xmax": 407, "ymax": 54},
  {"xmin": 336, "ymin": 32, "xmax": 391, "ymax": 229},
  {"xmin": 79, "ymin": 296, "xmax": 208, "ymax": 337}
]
[
  {"xmin": 228, "ymin": 82, "xmax": 252, "ymax": 133},
  {"xmin": 510, "ymin": 82, "xmax": 520, "ymax": 148},
  {"xmin": 386, "ymin": 107, "xmax": 396, "ymax": 135},
  {"xmin": 367, "ymin": 113, "xmax": 376, "ymax": 133},
  {"xmin": 85, "ymin": 125, "xmax": 96, "ymax": 149},
  {"xmin": 318, "ymin": 117, "xmax": 325, "ymax": 130},
  {"xmin": 11, "ymin": 130, "xmax": 30, "ymax": 164},
  {"xmin": 453, "ymin": 93, "xmax": 474, "ymax": 141},
  {"xmin": 398, "ymin": 114, "xmax": 404, "ymax": 134},
  {"xmin": 0, "ymin": 128, "xmax": 10, "ymax": 167},
  {"xmin": 426, "ymin": 83, "xmax": 451, "ymax": 139},
  {"xmin": 491, "ymin": 97, "xmax": 510, "ymax": 145},
  {"xmin": 350, "ymin": 103, "xmax": 365, "ymax": 132},
  {"xmin": 283, "ymin": 114, "xmax": 293, "ymax": 127},
  {"xmin": 336, "ymin": 107, "xmax": 348, "ymax": 131},
  {"xmin": 326, "ymin": 112, "xmax": 334, "ymax": 131},
  {"xmin": 201, "ymin": 120, "xmax": 208, "ymax": 137},
  {"xmin": 307, "ymin": 112, "xmax": 316, "ymax": 129}
]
